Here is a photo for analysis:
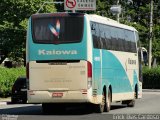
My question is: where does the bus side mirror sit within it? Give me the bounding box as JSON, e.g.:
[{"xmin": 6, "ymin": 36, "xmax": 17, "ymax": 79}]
[
  {"xmin": 142, "ymin": 51, "xmax": 148, "ymax": 65},
  {"xmin": 91, "ymin": 24, "xmax": 95, "ymax": 31},
  {"xmin": 139, "ymin": 47, "xmax": 148, "ymax": 66}
]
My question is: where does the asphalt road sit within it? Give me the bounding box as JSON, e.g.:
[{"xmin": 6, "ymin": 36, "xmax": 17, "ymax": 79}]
[{"xmin": 0, "ymin": 90, "xmax": 160, "ymax": 120}]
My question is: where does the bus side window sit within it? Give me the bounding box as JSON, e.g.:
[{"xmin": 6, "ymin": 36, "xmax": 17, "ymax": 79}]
[
  {"xmin": 91, "ymin": 22, "xmax": 97, "ymax": 48},
  {"xmin": 124, "ymin": 30, "xmax": 131, "ymax": 52},
  {"xmin": 99, "ymin": 24, "xmax": 106, "ymax": 49},
  {"xmin": 91, "ymin": 22, "xmax": 101, "ymax": 49},
  {"xmin": 129, "ymin": 31, "xmax": 136, "ymax": 53},
  {"xmin": 114, "ymin": 28, "xmax": 120, "ymax": 51},
  {"xmin": 117, "ymin": 28, "xmax": 125, "ymax": 51},
  {"xmin": 110, "ymin": 27, "xmax": 117, "ymax": 51},
  {"xmin": 105, "ymin": 25, "xmax": 111, "ymax": 50}
]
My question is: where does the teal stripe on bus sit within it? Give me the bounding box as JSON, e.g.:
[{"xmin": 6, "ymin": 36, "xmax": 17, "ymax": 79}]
[{"xmin": 93, "ymin": 50, "xmax": 138, "ymax": 94}]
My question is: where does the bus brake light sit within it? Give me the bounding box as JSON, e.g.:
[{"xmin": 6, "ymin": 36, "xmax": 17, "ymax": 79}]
[{"xmin": 87, "ymin": 61, "xmax": 92, "ymax": 78}]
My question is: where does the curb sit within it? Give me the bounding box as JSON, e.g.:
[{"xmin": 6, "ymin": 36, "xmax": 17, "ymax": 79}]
[
  {"xmin": 143, "ymin": 89, "xmax": 160, "ymax": 92},
  {"xmin": 0, "ymin": 102, "xmax": 7, "ymax": 105},
  {"xmin": 0, "ymin": 97, "xmax": 11, "ymax": 105}
]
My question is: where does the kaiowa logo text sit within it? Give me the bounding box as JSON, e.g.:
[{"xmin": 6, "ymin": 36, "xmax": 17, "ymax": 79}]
[{"xmin": 38, "ymin": 49, "xmax": 78, "ymax": 55}]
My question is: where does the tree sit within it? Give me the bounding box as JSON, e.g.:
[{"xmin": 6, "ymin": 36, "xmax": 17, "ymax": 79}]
[
  {"xmin": 0, "ymin": 0, "xmax": 56, "ymax": 64},
  {"xmin": 95, "ymin": 0, "xmax": 160, "ymax": 65},
  {"xmin": 0, "ymin": 0, "xmax": 160, "ymax": 65},
  {"xmin": 120, "ymin": 0, "xmax": 160, "ymax": 65}
]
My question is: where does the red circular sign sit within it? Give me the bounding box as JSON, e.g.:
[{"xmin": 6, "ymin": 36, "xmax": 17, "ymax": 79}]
[{"xmin": 66, "ymin": 0, "xmax": 76, "ymax": 9}]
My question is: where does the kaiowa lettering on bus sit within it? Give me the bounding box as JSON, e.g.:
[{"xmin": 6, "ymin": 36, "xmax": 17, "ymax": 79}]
[{"xmin": 38, "ymin": 49, "xmax": 78, "ymax": 55}]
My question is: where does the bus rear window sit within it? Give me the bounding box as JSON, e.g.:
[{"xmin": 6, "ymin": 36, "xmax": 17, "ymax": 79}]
[{"xmin": 32, "ymin": 14, "xmax": 84, "ymax": 44}]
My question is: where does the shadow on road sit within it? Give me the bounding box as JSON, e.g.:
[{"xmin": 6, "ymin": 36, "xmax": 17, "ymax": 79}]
[
  {"xmin": 0, "ymin": 104, "xmax": 94, "ymax": 115},
  {"xmin": 111, "ymin": 105, "xmax": 127, "ymax": 111},
  {"xmin": 0, "ymin": 104, "xmax": 128, "ymax": 115},
  {"xmin": 0, "ymin": 105, "xmax": 42, "ymax": 115}
]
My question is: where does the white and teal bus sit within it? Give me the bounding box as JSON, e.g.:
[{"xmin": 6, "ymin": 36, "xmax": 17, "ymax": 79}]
[{"xmin": 26, "ymin": 13, "xmax": 143, "ymax": 113}]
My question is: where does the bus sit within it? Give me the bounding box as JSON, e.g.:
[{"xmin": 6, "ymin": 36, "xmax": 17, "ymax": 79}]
[{"xmin": 26, "ymin": 12, "xmax": 143, "ymax": 113}]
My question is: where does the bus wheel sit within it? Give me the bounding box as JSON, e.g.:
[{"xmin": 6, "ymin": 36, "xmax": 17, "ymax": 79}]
[
  {"xmin": 127, "ymin": 99, "xmax": 135, "ymax": 107},
  {"xmin": 122, "ymin": 91, "xmax": 136, "ymax": 107},
  {"xmin": 122, "ymin": 99, "xmax": 135, "ymax": 107},
  {"xmin": 104, "ymin": 88, "xmax": 111, "ymax": 112},
  {"xmin": 94, "ymin": 91, "xmax": 105, "ymax": 113},
  {"xmin": 128, "ymin": 89, "xmax": 137, "ymax": 107},
  {"xmin": 127, "ymin": 88, "xmax": 137, "ymax": 107}
]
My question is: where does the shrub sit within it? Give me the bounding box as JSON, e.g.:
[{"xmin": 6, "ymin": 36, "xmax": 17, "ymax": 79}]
[
  {"xmin": 0, "ymin": 66, "xmax": 26, "ymax": 97},
  {"xmin": 143, "ymin": 66, "xmax": 160, "ymax": 89}
]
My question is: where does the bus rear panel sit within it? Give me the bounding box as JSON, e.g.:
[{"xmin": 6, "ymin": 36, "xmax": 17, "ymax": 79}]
[{"xmin": 27, "ymin": 13, "xmax": 93, "ymax": 103}]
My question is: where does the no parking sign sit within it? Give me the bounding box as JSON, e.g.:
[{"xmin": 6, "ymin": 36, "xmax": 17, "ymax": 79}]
[{"xmin": 64, "ymin": 0, "xmax": 96, "ymax": 11}]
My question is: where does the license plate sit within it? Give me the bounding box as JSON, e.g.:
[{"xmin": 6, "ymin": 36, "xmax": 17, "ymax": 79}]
[{"xmin": 52, "ymin": 92, "xmax": 63, "ymax": 97}]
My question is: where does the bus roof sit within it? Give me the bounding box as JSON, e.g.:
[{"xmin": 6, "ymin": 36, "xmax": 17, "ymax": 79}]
[
  {"xmin": 31, "ymin": 12, "xmax": 137, "ymax": 32},
  {"xmin": 85, "ymin": 14, "xmax": 137, "ymax": 32}
]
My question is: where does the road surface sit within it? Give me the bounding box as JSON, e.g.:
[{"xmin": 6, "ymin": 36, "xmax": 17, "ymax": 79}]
[{"xmin": 0, "ymin": 90, "xmax": 160, "ymax": 120}]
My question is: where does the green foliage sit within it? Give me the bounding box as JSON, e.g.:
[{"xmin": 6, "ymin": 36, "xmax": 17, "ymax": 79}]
[
  {"xmin": 143, "ymin": 66, "xmax": 160, "ymax": 89},
  {"xmin": 124, "ymin": 1, "xmax": 160, "ymax": 63},
  {"xmin": 95, "ymin": 0, "xmax": 160, "ymax": 64},
  {"xmin": 0, "ymin": 0, "xmax": 160, "ymax": 64},
  {"xmin": 95, "ymin": 0, "xmax": 115, "ymax": 19},
  {"xmin": 153, "ymin": 39, "xmax": 160, "ymax": 59},
  {"xmin": 0, "ymin": 0, "xmax": 56, "ymax": 62},
  {"xmin": 0, "ymin": 67, "xmax": 26, "ymax": 97}
]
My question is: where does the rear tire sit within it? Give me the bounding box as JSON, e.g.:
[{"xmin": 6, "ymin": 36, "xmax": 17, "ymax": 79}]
[
  {"xmin": 122, "ymin": 99, "xmax": 135, "ymax": 107},
  {"xmin": 127, "ymin": 99, "xmax": 135, "ymax": 107},
  {"xmin": 104, "ymin": 88, "xmax": 111, "ymax": 112},
  {"xmin": 94, "ymin": 91, "xmax": 105, "ymax": 113},
  {"xmin": 122, "ymin": 90, "xmax": 136, "ymax": 107}
]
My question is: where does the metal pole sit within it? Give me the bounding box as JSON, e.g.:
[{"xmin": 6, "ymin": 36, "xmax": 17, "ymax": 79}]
[
  {"xmin": 149, "ymin": 0, "xmax": 153, "ymax": 68},
  {"xmin": 117, "ymin": 0, "xmax": 120, "ymax": 22}
]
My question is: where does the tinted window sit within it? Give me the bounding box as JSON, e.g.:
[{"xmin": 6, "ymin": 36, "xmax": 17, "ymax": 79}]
[
  {"xmin": 32, "ymin": 15, "xmax": 84, "ymax": 44},
  {"xmin": 117, "ymin": 28, "xmax": 125, "ymax": 51},
  {"xmin": 136, "ymin": 32, "xmax": 140, "ymax": 48},
  {"xmin": 130, "ymin": 31, "xmax": 137, "ymax": 52},
  {"xmin": 99, "ymin": 24, "xmax": 106, "ymax": 49},
  {"xmin": 90, "ymin": 21, "xmax": 137, "ymax": 53},
  {"xmin": 124, "ymin": 30, "xmax": 130, "ymax": 52},
  {"xmin": 104, "ymin": 26, "xmax": 111, "ymax": 50},
  {"xmin": 91, "ymin": 22, "xmax": 101, "ymax": 48}
]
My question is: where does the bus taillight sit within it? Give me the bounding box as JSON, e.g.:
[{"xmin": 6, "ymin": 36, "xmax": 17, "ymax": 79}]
[
  {"xmin": 26, "ymin": 62, "xmax": 29, "ymax": 79},
  {"xmin": 87, "ymin": 61, "xmax": 92, "ymax": 78},
  {"xmin": 87, "ymin": 61, "xmax": 92, "ymax": 89}
]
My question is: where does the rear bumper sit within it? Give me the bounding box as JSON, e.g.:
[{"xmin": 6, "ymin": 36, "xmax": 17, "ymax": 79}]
[{"xmin": 27, "ymin": 89, "xmax": 93, "ymax": 103}]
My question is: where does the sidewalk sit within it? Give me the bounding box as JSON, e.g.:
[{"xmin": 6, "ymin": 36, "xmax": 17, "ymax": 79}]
[
  {"xmin": 0, "ymin": 97, "xmax": 11, "ymax": 105},
  {"xmin": 143, "ymin": 89, "xmax": 160, "ymax": 92}
]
